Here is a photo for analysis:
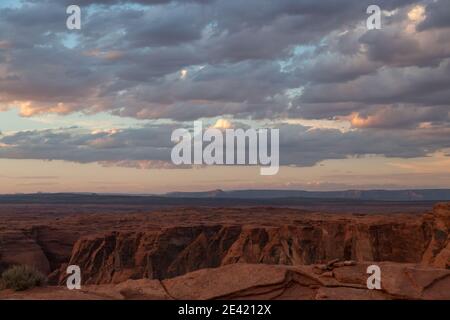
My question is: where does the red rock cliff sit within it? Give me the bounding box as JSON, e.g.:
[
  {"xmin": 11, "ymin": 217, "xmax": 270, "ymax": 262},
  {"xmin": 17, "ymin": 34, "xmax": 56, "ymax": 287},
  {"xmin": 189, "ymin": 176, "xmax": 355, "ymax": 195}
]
[{"xmin": 54, "ymin": 204, "xmax": 449, "ymax": 284}]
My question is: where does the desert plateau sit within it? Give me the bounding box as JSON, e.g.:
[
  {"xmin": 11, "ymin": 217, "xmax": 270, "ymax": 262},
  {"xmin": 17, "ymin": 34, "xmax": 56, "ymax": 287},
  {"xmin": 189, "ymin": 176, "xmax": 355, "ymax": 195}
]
[{"xmin": 0, "ymin": 196, "xmax": 448, "ymax": 300}]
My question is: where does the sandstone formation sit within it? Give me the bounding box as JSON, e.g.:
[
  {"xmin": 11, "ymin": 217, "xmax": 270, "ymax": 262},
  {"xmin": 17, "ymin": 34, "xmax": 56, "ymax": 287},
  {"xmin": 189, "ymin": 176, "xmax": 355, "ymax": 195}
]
[
  {"xmin": 59, "ymin": 222, "xmax": 427, "ymax": 284},
  {"xmin": 422, "ymin": 202, "xmax": 450, "ymax": 269},
  {"xmin": 55, "ymin": 204, "xmax": 449, "ymax": 285},
  {"xmin": 0, "ymin": 203, "xmax": 449, "ymax": 299},
  {"xmin": 1, "ymin": 262, "xmax": 449, "ymax": 300}
]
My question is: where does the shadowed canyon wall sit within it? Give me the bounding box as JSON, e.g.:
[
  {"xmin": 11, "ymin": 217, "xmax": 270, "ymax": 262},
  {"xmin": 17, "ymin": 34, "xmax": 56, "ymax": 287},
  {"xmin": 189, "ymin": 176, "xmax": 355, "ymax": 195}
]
[{"xmin": 1, "ymin": 204, "xmax": 448, "ymax": 285}]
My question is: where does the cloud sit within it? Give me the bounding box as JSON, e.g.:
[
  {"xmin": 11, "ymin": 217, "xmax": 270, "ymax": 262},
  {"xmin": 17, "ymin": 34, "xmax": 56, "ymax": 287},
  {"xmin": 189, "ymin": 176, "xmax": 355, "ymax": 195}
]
[
  {"xmin": 212, "ymin": 118, "xmax": 233, "ymax": 129},
  {"xmin": 417, "ymin": 0, "xmax": 450, "ymax": 31},
  {"xmin": 1, "ymin": 0, "xmax": 450, "ymax": 171},
  {"xmin": 1, "ymin": 123, "xmax": 450, "ymax": 168},
  {"xmin": 99, "ymin": 160, "xmax": 181, "ymax": 169},
  {"xmin": 293, "ymin": 58, "xmax": 450, "ymax": 127},
  {"xmin": 0, "ymin": 125, "xmax": 176, "ymax": 164},
  {"xmin": 4, "ymin": 0, "xmax": 444, "ymax": 125},
  {"xmin": 339, "ymin": 106, "xmax": 449, "ymax": 129}
]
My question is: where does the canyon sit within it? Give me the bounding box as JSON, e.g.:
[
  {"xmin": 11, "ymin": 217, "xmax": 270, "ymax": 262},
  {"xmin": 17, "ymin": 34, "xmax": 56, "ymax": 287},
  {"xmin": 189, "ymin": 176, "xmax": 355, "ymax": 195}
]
[{"xmin": 0, "ymin": 202, "xmax": 449, "ymax": 299}]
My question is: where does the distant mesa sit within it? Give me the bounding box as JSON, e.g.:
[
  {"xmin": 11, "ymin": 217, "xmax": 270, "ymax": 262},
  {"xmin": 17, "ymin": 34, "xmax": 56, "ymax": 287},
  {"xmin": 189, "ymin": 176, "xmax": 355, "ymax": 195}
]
[{"xmin": 165, "ymin": 189, "xmax": 450, "ymax": 201}]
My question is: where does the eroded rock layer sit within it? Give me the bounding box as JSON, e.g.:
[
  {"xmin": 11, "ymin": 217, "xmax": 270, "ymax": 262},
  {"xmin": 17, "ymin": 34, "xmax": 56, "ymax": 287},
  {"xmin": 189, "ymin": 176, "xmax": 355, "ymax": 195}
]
[
  {"xmin": 1, "ymin": 262, "xmax": 449, "ymax": 300},
  {"xmin": 0, "ymin": 203, "xmax": 448, "ymax": 286}
]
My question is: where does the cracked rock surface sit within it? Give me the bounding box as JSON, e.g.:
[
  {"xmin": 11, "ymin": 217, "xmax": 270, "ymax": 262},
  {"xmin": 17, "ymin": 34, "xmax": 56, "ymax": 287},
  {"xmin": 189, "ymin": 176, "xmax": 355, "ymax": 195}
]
[
  {"xmin": 0, "ymin": 203, "xmax": 448, "ymax": 299},
  {"xmin": 1, "ymin": 262, "xmax": 449, "ymax": 300}
]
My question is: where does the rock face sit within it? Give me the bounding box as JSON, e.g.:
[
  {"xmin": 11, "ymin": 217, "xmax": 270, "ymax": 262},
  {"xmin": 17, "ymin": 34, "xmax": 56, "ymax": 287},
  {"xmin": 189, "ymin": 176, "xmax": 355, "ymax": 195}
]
[
  {"xmin": 0, "ymin": 230, "xmax": 50, "ymax": 274},
  {"xmin": 422, "ymin": 203, "xmax": 450, "ymax": 269},
  {"xmin": 1, "ymin": 203, "xmax": 449, "ymax": 290},
  {"xmin": 0, "ymin": 226, "xmax": 79, "ymax": 275},
  {"xmin": 52, "ymin": 203, "xmax": 450, "ymax": 285},
  {"xmin": 161, "ymin": 262, "xmax": 450, "ymax": 300},
  {"xmin": 1, "ymin": 262, "xmax": 449, "ymax": 300},
  {"xmin": 61, "ymin": 223, "xmax": 427, "ymax": 285}
]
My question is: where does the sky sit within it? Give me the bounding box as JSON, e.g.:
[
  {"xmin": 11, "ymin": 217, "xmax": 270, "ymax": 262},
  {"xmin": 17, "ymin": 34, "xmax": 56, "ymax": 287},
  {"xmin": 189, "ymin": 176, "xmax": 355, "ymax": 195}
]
[{"xmin": 0, "ymin": 0, "xmax": 450, "ymax": 194}]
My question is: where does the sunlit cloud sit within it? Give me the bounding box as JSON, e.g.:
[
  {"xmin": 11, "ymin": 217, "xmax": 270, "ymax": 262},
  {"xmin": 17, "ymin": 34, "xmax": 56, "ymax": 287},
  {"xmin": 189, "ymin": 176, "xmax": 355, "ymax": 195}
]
[
  {"xmin": 180, "ymin": 69, "xmax": 188, "ymax": 80},
  {"xmin": 212, "ymin": 118, "xmax": 233, "ymax": 130},
  {"xmin": 408, "ymin": 5, "xmax": 426, "ymax": 23}
]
